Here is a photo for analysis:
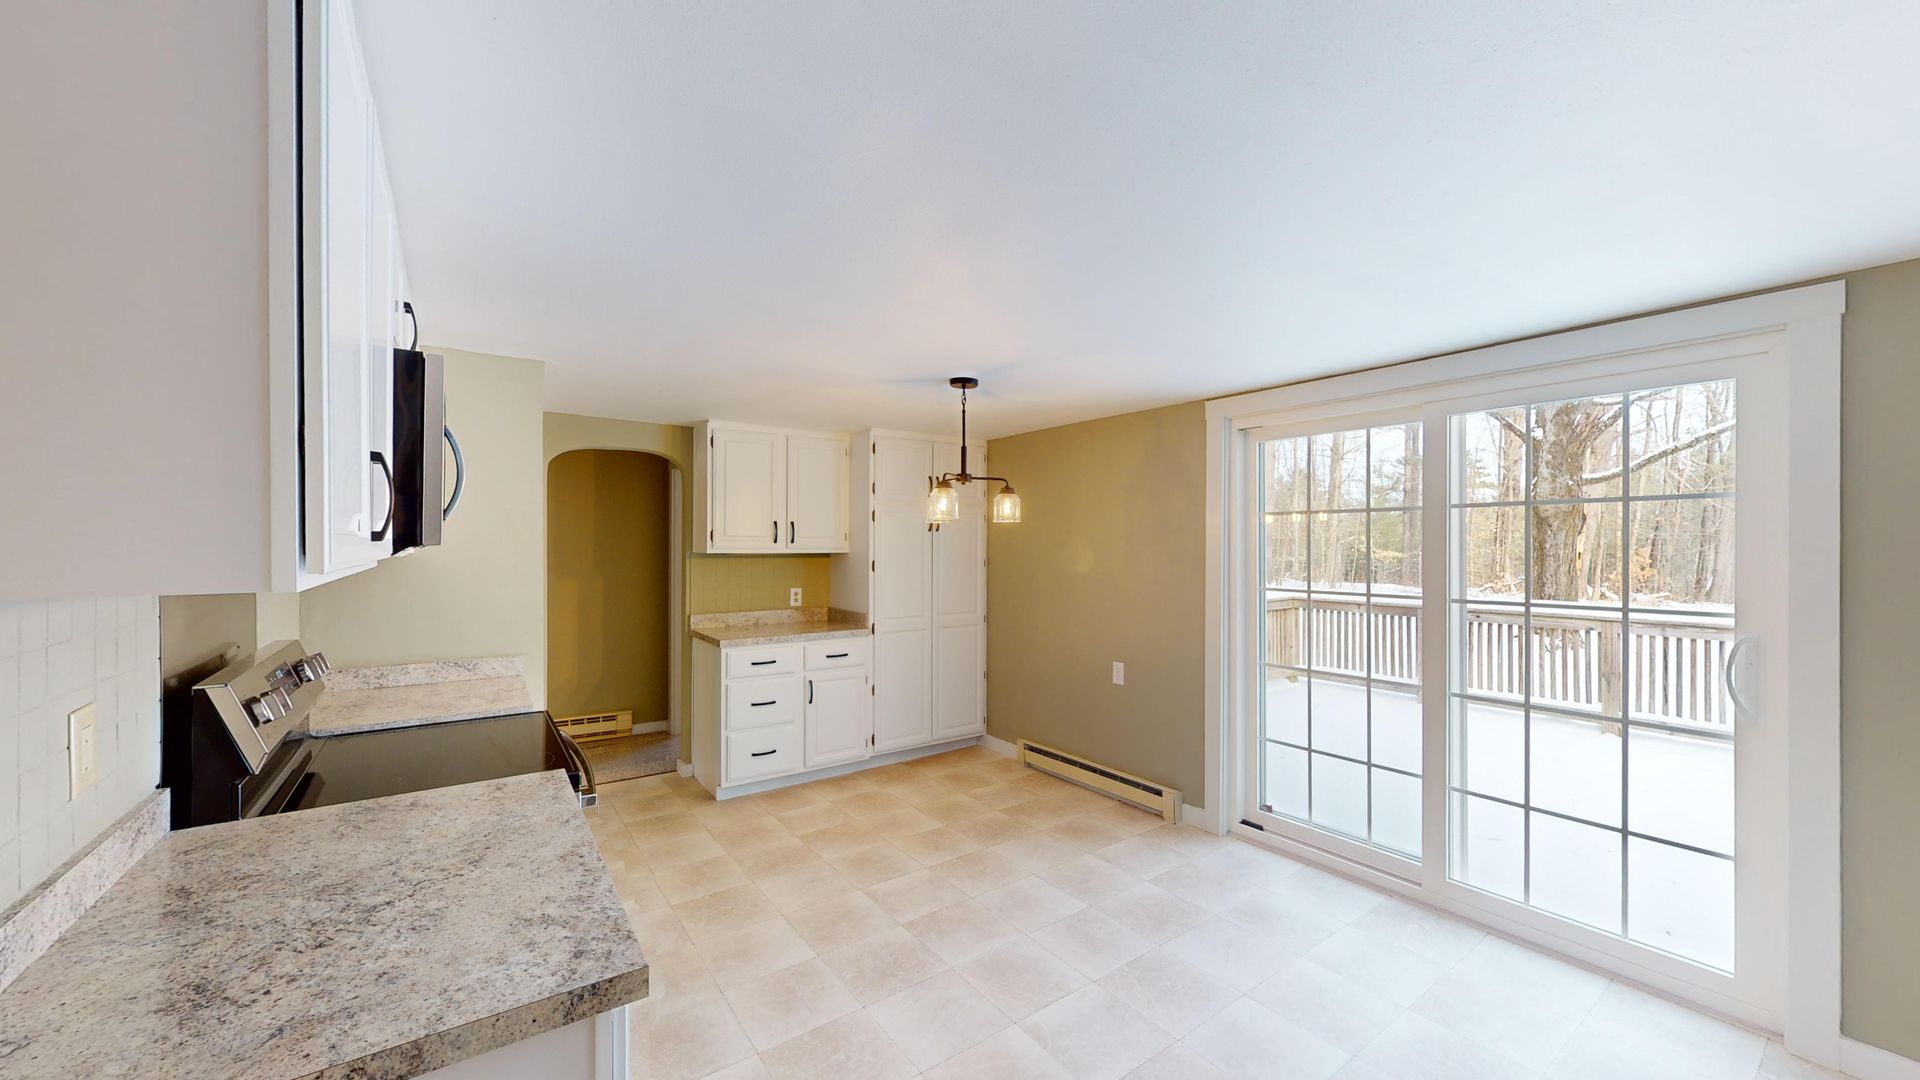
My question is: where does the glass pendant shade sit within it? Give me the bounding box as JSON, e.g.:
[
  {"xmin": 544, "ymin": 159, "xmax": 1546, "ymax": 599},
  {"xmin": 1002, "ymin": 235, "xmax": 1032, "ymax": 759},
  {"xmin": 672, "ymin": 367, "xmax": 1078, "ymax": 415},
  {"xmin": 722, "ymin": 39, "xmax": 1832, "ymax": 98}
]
[
  {"xmin": 927, "ymin": 480, "xmax": 960, "ymax": 524},
  {"xmin": 991, "ymin": 485, "xmax": 1022, "ymax": 523}
]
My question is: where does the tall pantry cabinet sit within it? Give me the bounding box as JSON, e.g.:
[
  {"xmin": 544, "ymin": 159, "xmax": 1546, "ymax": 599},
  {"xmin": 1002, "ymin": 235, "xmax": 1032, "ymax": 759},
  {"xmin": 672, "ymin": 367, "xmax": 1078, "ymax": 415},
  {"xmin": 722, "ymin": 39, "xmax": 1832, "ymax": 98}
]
[{"xmin": 831, "ymin": 432, "xmax": 987, "ymax": 753}]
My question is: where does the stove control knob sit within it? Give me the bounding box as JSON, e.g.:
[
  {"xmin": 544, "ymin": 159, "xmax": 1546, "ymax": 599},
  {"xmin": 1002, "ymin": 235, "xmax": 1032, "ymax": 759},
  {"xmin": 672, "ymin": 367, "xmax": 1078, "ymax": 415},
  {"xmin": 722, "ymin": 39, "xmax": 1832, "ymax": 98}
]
[{"xmin": 246, "ymin": 695, "xmax": 279, "ymax": 726}]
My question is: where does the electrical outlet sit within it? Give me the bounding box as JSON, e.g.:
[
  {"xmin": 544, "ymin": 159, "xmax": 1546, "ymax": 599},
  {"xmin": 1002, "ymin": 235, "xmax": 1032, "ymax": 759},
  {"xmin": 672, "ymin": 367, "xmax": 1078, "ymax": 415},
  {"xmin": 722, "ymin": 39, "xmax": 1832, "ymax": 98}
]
[
  {"xmin": 790, "ymin": 587, "xmax": 803, "ymax": 607},
  {"xmin": 68, "ymin": 702, "xmax": 98, "ymax": 798},
  {"xmin": 1112, "ymin": 661, "xmax": 1125, "ymax": 686}
]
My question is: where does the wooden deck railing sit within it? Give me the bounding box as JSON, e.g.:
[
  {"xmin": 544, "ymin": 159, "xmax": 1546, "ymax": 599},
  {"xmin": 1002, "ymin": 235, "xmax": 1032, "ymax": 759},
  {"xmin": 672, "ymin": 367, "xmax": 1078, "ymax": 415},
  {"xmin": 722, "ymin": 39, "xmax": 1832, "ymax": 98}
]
[{"xmin": 1264, "ymin": 594, "xmax": 1734, "ymax": 729}]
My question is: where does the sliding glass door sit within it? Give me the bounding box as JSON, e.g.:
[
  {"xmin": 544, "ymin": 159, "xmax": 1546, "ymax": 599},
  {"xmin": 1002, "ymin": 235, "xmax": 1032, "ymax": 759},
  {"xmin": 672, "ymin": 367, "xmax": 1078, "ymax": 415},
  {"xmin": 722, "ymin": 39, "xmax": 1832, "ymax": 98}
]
[{"xmin": 1235, "ymin": 343, "xmax": 1792, "ymax": 1023}]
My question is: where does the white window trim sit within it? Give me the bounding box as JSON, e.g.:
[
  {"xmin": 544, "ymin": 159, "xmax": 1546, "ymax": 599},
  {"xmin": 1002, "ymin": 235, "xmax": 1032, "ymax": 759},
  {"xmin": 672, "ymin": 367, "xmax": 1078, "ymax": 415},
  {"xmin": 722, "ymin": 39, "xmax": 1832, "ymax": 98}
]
[{"xmin": 1201, "ymin": 281, "xmax": 1843, "ymax": 1065}]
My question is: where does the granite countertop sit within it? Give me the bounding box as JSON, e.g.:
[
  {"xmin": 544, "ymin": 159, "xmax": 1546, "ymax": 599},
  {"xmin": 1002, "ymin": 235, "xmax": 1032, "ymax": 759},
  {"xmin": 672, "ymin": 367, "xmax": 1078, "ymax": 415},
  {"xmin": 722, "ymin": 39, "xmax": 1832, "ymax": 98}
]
[
  {"xmin": 689, "ymin": 607, "xmax": 871, "ymax": 647},
  {"xmin": 0, "ymin": 771, "xmax": 647, "ymax": 1080},
  {"xmin": 306, "ymin": 657, "xmax": 532, "ymax": 736}
]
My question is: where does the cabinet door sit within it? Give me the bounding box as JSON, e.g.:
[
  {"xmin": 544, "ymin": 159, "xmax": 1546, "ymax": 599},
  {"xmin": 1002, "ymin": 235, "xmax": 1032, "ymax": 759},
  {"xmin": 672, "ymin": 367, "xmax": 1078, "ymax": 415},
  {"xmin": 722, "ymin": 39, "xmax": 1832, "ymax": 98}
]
[
  {"xmin": 805, "ymin": 668, "xmax": 871, "ymax": 769},
  {"xmin": 872, "ymin": 504, "xmax": 930, "ymax": 631},
  {"xmin": 710, "ymin": 427, "xmax": 785, "ymax": 551},
  {"xmin": 786, "ymin": 434, "xmax": 847, "ymax": 552},
  {"xmin": 932, "ymin": 503, "xmax": 985, "ymax": 739},
  {"xmin": 303, "ymin": 0, "xmax": 389, "ymax": 575},
  {"xmin": 873, "ymin": 435, "xmax": 933, "ymax": 501},
  {"xmin": 366, "ymin": 134, "xmax": 397, "ymax": 537},
  {"xmin": 933, "ymin": 626, "xmax": 984, "ymax": 739},
  {"xmin": 873, "ymin": 630, "xmax": 932, "ymax": 753}
]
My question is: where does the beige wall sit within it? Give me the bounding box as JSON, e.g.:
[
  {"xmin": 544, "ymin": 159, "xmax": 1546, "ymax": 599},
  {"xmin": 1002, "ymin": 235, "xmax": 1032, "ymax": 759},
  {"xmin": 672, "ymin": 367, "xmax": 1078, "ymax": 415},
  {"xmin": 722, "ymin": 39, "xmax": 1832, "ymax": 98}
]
[
  {"xmin": 546, "ymin": 450, "xmax": 672, "ymax": 724},
  {"xmin": 985, "ymin": 401, "xmax": 1208, "ymax": 801},
  {"xmin": 980, "ymin": 259, "xmax": 1920, "ymax": 1059},
  {"xmin": 301, "ymin": 350, "xmax": 549, "ymax": 705}
]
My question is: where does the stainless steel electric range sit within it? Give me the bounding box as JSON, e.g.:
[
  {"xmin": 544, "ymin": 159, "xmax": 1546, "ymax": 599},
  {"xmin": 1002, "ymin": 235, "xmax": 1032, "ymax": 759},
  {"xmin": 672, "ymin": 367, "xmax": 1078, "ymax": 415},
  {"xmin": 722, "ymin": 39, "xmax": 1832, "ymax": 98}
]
[{"xmin": 162, "ymin": 640, "xmax": 595, "ymax": 828}]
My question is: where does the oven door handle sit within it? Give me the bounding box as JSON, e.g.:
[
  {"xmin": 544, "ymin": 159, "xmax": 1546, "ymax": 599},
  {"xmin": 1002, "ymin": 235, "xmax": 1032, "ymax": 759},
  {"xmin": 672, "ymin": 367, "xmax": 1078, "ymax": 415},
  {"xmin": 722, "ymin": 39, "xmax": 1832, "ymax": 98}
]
[{"xmin": 558, "ymin": 730, "xmax": 597, "ymax": 809}]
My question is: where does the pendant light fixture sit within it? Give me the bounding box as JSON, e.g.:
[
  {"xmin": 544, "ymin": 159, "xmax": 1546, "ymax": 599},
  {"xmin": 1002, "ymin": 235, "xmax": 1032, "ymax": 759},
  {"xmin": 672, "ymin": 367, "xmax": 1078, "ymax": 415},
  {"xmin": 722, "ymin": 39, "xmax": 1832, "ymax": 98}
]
[{"xmin": 928, "ymin": 377, "xmax": 1022, "ymax": 525}]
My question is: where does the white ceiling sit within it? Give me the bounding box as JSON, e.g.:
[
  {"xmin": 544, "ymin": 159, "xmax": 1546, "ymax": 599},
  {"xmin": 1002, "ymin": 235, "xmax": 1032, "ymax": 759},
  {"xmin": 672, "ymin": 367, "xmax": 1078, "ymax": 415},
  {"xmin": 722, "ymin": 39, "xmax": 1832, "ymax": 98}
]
[{"xmin": 356, "ymin": 1, "xmax": 1920, "ymax": 439}]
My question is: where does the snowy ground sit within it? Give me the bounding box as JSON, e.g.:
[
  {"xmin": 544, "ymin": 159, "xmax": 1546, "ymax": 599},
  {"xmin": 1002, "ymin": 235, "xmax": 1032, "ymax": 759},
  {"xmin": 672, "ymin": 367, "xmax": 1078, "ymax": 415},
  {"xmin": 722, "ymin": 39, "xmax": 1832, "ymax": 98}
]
[{"xmin": 1262, "ymin": 674, "xmax": 1734, "ymax": 969}]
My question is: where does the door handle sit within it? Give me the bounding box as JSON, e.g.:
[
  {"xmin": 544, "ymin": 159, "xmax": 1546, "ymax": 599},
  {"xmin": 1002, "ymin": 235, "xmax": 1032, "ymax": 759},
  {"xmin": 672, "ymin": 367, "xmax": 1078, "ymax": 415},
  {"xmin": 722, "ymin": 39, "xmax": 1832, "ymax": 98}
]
[
  {"xmin": 1725, "ymin": 636, "xmax": 1756, "ymax": 725},
  {"xmin": 370, "ymin": 451, "xmax": 395, "ymax": 542},
  {"xmin": 807, "ymin": 679, "xmax": 814, "ymax": 705},
  {"xmin": 750, "ymin": 700, "xmax": 776, "ymax": 707},
  {"xmin": 750, "ymin": 659, "xmax": 776, "ymax": 666},
  {"xmin": 443, "ymin": 425, "xmax": 465, "ymax": 520},
  {"xmin": 773, "ymin": 520, "xmax": 779, "ymax": 544},
  {"xmin": 789, "ymin": 520, "xmax": 795, "ymax": 545},
  {"xmin": 750, "ymin": 749, "xmax": 777, "ymax": 758}
]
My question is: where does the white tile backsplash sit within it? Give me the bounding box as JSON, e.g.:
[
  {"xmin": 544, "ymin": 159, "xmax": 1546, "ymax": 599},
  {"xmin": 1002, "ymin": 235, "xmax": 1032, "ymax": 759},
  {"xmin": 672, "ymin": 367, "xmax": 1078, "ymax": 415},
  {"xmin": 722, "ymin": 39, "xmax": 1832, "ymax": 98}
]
[{"xmin": 0, "ymin": 597, "xmax": 159, "ymax": 911}]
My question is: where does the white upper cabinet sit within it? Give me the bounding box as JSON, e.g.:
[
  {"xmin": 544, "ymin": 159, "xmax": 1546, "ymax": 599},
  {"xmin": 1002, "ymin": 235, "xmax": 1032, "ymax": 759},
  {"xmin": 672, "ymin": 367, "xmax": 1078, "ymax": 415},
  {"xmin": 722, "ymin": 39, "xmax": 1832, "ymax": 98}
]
[
  {"xmin": 786, "ymin": 433, "xmax": 849, "ymax": 551},
  {"xmin": 0, "ymin": 0, "xmax": 415, "ymax": 600},
  {"xmin": 303, "ymin": 0, "xmax": 399, "ymax": 579},
  {"xmin": 695, "ymin": 423, "xmax": 848, "ymax": 554}
]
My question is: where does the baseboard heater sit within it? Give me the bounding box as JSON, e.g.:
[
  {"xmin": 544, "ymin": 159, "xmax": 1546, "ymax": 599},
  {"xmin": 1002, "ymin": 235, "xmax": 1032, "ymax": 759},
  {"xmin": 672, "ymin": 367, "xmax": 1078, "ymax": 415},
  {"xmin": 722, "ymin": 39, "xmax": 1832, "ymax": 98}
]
[
  {"xmin": 552, "ymin": 710, "xmax": 634, "ymax": 742},
  {"xmin": 1016, "ymin": 739, "xmax": 1181, "ymax": 823}
]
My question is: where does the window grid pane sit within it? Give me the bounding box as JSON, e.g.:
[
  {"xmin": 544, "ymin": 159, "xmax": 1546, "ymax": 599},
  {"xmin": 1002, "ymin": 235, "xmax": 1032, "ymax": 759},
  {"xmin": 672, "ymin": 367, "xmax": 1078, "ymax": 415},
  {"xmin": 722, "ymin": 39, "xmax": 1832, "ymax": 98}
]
[{"xmin": 1256, "ymin": 425, "xmax": 1423, "ymax": 864}]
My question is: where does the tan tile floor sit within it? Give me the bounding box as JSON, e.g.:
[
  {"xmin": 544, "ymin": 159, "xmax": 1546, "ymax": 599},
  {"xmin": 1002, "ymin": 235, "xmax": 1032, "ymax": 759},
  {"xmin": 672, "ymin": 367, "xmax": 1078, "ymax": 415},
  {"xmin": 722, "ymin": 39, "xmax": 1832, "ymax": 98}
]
[{"xmin": 588, "ymin": 746, "xmax": 1845, "ymax": 1080}]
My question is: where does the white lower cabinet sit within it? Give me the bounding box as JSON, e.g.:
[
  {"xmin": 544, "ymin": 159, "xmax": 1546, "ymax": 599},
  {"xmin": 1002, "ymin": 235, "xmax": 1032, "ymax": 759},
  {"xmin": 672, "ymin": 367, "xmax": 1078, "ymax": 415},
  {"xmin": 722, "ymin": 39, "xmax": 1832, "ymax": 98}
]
[{"xmin": 694, "ymin": 636, "xmax": 875, "ymax": 795}]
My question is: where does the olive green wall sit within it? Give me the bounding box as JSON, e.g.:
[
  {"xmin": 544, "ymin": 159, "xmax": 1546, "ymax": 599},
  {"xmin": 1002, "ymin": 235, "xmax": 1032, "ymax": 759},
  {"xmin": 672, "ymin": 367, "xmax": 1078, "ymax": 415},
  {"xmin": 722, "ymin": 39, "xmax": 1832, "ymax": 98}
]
[
  {"xmin": 689, "ymin": 555, "xmax": 831, "ymax": 615},
  {"xmin": 981, "ymin": 259, "xmax": 1920, "ymax": 1060},
  {"xmin": 985, "ymin": 401, "xmax": 1208, "ymax": 801},
  {"xmin": 301, "ymin": 350, "xmax": 549, "ymax": 706},
  {"xmin": 1835, "ymin": 258, "xmax": 1920, "ymax": 1060},
  {"xmin": 546, "ymin": 450, "xmax": 671, "ymax": 725}
]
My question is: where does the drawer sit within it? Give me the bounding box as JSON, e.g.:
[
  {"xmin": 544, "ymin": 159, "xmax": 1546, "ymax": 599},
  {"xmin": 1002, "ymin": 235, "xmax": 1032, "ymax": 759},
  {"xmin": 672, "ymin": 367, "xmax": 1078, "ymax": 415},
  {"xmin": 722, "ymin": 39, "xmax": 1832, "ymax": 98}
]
[
  {"xmin": 725, "ymin": 673, "xmax": 803, "ymax": 731},
  {"xmin": 726, "ymin": 644, "xmax": 802, "ymax": 679},
  {"xmin": 804, "ymin": 638, "xmax": 869, "ymax": 671},
  {"xmin": 725, "ymin": 724, "xmax": 801, "ymax": 783}
]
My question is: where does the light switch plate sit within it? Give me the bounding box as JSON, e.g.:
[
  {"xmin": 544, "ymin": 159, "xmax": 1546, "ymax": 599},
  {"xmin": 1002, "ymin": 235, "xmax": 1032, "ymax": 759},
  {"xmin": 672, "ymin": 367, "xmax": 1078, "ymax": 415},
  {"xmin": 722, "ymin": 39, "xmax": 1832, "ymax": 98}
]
[
  {"xmin": 790, "ymin": 587, "xmax": 803, "ymax": 607},
  {"xmin": 1112, "ymin": 661, "xmax": 1125, "ymax": 686},
  {"xmin": 69, "ymin": 702, "xmax": 98, "ymax": 798}
]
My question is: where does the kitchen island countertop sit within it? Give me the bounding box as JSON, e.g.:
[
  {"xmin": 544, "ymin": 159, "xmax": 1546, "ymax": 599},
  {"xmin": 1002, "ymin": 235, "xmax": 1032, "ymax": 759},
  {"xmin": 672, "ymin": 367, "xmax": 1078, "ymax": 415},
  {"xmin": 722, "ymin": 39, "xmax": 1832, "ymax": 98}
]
[{"xmin": 0, "ymin": 770, "xmax": 647, "ymax": 1080}]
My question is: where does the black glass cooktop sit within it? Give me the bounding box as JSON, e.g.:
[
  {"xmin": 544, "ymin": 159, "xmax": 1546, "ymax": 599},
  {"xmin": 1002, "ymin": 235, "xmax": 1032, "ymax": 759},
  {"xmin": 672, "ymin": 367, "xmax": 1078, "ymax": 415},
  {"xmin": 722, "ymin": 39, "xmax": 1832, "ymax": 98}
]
[{"xmin": 288, "ymin": 711, "xmax": 577, "ymax": 810}]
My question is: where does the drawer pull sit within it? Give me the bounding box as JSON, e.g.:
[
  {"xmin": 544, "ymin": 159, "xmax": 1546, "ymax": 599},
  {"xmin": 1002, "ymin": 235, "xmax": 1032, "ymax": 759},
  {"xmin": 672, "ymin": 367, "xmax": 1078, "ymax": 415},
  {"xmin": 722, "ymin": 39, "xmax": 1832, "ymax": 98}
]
[
  {"xmin": 826, "ymin": 652, "xmax": 849, "ymax": 659},
  {"xmin": 750, "ymin": 659, "xmax": 777, "ymax": 666},
  {"xmin": 750, "ymin": 749, "xmax": 777, "ymax": 758},
  {"xmin": 750, "ymin": 699, "xmax": 776, "ymax": 707}
]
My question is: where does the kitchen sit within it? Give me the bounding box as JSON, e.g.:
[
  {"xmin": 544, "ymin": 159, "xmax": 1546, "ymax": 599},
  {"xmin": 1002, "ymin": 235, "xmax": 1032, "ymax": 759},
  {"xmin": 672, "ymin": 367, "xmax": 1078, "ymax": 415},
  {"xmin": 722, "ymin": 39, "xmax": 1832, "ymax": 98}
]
[{"xmin": 5, "ymin": 2, "xmax": 1918, "ymax": 1079}]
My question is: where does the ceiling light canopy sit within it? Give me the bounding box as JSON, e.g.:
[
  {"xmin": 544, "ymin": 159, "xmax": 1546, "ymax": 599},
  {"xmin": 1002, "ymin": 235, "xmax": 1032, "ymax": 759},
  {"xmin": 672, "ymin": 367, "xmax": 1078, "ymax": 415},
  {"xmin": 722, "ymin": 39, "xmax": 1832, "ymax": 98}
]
[{"xmin": 928, "ymin": 377, "xmax": 1022, "ymax": 525}]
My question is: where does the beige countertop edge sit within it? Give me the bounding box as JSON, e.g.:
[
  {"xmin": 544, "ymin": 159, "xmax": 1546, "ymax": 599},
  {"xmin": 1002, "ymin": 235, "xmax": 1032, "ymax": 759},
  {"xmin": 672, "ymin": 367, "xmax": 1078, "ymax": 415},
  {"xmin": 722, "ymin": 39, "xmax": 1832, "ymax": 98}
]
[
  {"xmin": 304, "ymin": 965, "xmax": 650, "ymax": 1080},
  {"xmin": 688, "ymin": 623, "xmax": 872, "ymax": 647}
]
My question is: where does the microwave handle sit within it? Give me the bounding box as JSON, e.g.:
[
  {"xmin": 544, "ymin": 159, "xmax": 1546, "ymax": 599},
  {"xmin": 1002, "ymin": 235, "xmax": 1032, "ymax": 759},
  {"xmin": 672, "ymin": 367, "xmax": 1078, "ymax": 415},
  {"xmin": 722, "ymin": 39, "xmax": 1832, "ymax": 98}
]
[{"xmin": 443, "ymin": 424, "xmax": 465, "ymax": 520}]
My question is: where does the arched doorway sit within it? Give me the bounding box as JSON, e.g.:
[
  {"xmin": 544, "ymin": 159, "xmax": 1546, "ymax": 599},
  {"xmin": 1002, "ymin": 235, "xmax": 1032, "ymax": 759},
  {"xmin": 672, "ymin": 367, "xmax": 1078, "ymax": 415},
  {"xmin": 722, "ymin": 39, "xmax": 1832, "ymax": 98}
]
[{"xmin": 546, "ymin": 448, "xmax": 683, "ymax": 781}]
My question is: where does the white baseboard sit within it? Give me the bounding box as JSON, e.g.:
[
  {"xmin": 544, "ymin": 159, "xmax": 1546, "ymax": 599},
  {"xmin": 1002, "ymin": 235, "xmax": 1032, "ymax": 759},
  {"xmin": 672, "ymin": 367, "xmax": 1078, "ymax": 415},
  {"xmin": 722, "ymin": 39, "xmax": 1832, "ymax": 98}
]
[
  {"xmin": 674, "ymin": 761, "xmax": 693, "ymax": 778},
  {"xmin": 979, "ymin": 734, "xmax": 1018, "ymax": 757},
  {"xmin": 630, "ymin": 720, "xmax": 668, "ymax": 735},
  {"xmin": 1842, "ymin": 1037, "xmax": 1920, "ymax": 1080},
  {"xmin": 1178, "ymin": 803, "xmax": 1211, "ymax": 830}
]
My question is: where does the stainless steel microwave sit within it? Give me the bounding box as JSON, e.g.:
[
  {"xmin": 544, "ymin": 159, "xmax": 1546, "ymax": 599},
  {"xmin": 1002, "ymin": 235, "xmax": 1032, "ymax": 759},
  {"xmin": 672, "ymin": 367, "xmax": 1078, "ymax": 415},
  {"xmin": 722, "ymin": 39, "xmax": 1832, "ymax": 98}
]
[{"xmin": 391, "ymin": 345, "xmax": 463, "ymax": 554}]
